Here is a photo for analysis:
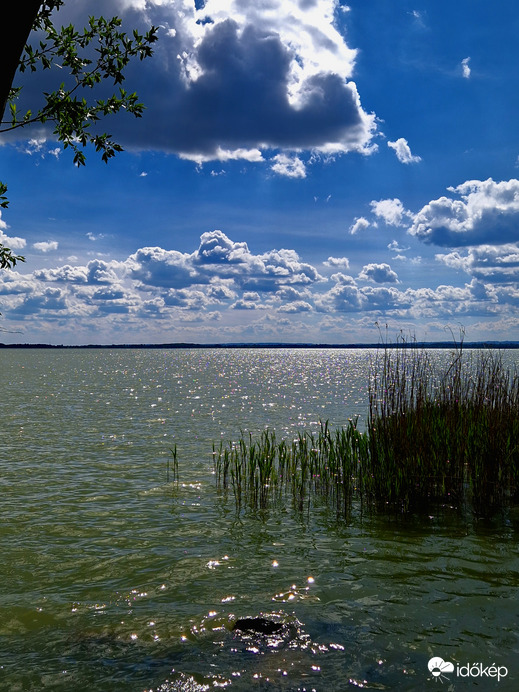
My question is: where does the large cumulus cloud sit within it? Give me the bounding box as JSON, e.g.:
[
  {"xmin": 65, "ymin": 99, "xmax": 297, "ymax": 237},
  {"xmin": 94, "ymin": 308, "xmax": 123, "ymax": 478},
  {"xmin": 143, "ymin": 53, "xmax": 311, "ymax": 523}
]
[
  {"xmin": 409, "ymin": 179, "xmax": 519, "ymax": 247},
  {"xmin": 6, "ymin": 0, "xmax": 377, "ymax": 164},
  {"xmin": 128, "ymin": 229, "xmax": 323, "ymax": 289}
]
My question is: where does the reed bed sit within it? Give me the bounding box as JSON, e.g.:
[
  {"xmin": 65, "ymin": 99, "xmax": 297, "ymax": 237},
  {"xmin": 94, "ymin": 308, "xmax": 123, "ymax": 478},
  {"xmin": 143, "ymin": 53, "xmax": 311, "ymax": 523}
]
[
  {"xmin": 366, "ymin": 341, "xmax": 519, "ymax": 515},
  {"xmin": 213, "ymin": 340, "xmax": 519, "ymax": 517}
]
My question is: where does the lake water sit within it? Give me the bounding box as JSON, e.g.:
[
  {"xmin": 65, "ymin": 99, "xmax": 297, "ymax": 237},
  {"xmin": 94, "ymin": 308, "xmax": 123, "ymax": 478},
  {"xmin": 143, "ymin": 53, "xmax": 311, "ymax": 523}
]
[{"xmin": 1, "ymin": 348, "xmax": 518, "ymax": 691}]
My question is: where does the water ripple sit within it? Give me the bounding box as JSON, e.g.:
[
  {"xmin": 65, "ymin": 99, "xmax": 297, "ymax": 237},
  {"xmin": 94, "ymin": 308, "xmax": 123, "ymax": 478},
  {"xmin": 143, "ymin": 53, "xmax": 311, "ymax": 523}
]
[{"xmin": 1, "ymin": 349, "xmax": 518, "ymax": 691}]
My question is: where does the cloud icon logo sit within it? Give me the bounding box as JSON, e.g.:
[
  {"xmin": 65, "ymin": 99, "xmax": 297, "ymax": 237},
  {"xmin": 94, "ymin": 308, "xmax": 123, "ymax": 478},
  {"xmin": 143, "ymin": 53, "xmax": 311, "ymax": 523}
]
[{"xmin": 428, "ymin": 657, "xmax": 455, "ymax": 679}]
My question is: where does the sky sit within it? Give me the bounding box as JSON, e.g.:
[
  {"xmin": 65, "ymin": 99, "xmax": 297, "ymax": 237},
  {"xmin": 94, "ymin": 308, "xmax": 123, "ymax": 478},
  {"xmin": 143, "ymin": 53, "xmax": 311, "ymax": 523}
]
[{"xmin": 1, "ymin": 0, "xmax": 519, "ymax": 345}]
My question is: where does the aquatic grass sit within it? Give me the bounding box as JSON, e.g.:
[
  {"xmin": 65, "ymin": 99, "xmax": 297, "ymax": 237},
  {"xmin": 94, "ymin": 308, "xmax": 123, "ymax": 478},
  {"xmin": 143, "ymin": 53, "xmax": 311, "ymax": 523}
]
[
  {"xmin": 213, "ymin": 420, "xmax": 365, "ymax": 515},
  {"xmin": 167, "ymin": 444, "xmax": 179, "ymax": 483}
]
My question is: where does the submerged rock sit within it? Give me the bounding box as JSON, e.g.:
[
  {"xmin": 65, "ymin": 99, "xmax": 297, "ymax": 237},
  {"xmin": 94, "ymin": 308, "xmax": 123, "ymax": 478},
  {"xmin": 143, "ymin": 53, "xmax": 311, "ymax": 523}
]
[{"xmin": 232, "ymin": 617, "xmax": 284, "ymax": 635}]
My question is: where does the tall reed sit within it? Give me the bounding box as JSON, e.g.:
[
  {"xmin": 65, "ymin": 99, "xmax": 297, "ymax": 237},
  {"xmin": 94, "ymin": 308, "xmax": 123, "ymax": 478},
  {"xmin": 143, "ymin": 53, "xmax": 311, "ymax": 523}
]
[
  {"xmin": 366, "ymin": 337, "xmax": 519, "ymax": 514},
  {"xmin": 213, "ymin": 420, "xmax": 366, "ymax": 515},
  {"xmin": 213, "ymin": 338, "xmax": 519, "ymax": 517},
  {"xmin": 167, "ymin": 444, "xmax": 179, "ymax": 483}
]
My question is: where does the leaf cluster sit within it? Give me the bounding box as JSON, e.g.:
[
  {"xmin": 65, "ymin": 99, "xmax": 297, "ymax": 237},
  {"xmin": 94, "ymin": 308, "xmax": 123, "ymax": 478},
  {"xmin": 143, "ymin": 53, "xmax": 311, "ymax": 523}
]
[
  {"xmin": 0, "ymin": 3, "xmax": 157, "ymax": 271},
  {"xmin": 2, "ymin": 8, "xmax": 158, "ymax": 166},
  {"xmin": 0, "ymin": 182, "xmax": 25, "ymax": 269},
  {"xmin": 0, "ymin": 246, "xmax": 25, "ymax": 270}
]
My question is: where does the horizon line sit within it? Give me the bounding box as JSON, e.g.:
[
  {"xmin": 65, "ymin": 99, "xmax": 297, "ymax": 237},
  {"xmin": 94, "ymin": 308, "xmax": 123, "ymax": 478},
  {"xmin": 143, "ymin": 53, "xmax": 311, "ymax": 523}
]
[{"xmin": 1, "ymin": 340, "xmax": 519, "ymax": 349}]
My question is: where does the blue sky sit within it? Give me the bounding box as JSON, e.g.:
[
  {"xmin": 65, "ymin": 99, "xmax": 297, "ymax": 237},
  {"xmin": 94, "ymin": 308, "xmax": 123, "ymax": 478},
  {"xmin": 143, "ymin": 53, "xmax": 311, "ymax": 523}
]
[{"xmin": 1, "ymin": 0, "xmax": 519, "ymax": 344}]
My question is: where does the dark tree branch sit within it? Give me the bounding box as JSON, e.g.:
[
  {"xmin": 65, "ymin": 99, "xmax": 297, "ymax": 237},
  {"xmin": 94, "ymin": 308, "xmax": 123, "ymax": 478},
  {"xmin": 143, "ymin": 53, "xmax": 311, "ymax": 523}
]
[{"xmin": 0, "ymin": 2, "xmax": 42, "ymax": 120}]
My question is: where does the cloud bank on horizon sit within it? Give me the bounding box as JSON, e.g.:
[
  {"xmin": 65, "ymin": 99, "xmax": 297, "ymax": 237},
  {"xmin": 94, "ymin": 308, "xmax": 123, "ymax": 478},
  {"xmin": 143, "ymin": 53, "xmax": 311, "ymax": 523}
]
[{"xmin": 1, "ymin": 0, "xmax": 518, "ymax": 344}]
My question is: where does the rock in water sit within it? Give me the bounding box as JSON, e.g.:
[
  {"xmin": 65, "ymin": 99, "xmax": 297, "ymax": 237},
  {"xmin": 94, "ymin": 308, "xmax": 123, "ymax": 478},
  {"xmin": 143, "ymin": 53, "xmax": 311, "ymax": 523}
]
[{"xmin": 232, "ymin": 617, "xmax": 284, "ymax": 635}]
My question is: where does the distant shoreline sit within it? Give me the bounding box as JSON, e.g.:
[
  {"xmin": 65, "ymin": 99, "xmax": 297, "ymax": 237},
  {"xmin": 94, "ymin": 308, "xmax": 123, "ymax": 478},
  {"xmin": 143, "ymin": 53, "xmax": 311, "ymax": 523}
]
[{"xmin": 1, "ymin": 341, "xmax": 519, "ymax": 350}]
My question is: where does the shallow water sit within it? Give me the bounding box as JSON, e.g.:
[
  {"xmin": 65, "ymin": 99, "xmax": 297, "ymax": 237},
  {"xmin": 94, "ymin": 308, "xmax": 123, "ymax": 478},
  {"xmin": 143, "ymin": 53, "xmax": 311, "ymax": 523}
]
[{"xmin": 1, "ymin": 348, "xmax": 518, "ymax": 691}]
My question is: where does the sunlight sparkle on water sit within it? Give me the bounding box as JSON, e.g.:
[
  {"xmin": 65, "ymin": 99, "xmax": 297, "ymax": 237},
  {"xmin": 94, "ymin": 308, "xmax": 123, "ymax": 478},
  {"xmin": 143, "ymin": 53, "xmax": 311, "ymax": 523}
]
[{"xmin": 3, "ymin": 348, "xmax": 518, "ymax": 692}]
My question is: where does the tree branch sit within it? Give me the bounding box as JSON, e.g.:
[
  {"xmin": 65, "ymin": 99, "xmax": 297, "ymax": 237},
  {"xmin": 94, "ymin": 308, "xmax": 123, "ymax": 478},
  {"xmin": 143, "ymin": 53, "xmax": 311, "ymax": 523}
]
[{"xmin": 0, "ymin": 2, "xmax": 43, "ymax": 120}]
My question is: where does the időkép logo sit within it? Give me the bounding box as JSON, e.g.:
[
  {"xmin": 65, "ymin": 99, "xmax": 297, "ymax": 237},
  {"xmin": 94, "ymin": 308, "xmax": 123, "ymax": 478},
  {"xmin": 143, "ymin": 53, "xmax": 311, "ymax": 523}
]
[{"xmin": 428, "ymin": 657, "xmax": 508, "ymax": 683}]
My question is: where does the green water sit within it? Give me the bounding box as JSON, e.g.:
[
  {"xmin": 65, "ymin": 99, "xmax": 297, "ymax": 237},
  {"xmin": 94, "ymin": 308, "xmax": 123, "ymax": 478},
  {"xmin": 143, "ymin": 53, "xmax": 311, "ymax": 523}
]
[{"xmin": 1, "ymin": 348, "xmax": 518, "ymax": 691}]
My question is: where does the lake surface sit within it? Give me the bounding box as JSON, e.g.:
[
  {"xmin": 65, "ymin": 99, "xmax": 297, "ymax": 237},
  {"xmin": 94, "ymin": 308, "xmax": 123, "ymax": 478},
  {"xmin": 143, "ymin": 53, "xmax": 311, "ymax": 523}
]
[{"xmin": 1, "ymin": 348, "xmax": 518, "ymax": 691}]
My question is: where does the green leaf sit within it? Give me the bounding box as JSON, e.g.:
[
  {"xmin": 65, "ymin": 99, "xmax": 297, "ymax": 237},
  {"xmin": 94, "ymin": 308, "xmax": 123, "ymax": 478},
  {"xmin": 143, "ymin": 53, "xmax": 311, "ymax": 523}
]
[
  {"xmin": 0, "ymin": 182, "xmax": 9, "ymax": 209},
  {"xmin": 1, "ymin": 8, "xmax": 158, "ymax": 182}
]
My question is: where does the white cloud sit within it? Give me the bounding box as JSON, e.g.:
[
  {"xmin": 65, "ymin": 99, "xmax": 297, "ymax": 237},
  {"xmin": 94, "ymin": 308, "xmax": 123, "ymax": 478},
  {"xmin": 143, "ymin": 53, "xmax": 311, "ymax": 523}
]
[
  {"xmin": 409, "ymin": 178, "xmax": 519, "ymax": 246},
  {"xmin": 0, "ymin": 228, "xmax": 27, "ymax": 251},
  {"xmin": 436, "ymin": 243, "xmax": 519, "ymax": 283},
  {"xmin": 370, "ymin": 198, "xmax": 411, "ymax": 226},
  {"xmin": 387, "ymin": 137, "xmax": 421, "ymax": 164},
  {"xmin": 231, "ymin": 298, "xmax": 257, "ymax": 310},
  {"xmin": 358, "ymin": 262, "xmax": 399, "ymax": 284},
  {"xmin": 9, "ymin": 286, "xmax": 68, "ymax": 316},
  {"xmin": 0, "ymin": 273, "xmax": 34, "ymax": 295},
  {"xmin": 23, "ymin": 138, "xmax": 47, "ymax": 155},
  {"xmin": 180, "ymin": 147, "xmax": 264, "ymax": 165},
  {"xmin": 86, "ymin": 232, "xmax": 106, "ymax": 242},
  {"xmin": 461, "ymin": 57, "xmax": 471, "ymax": 79},
  {"xmin": 128, "ymin": 246, "xmax": 195, "ymax": 288},
  {"xmin": 164, "ymin": 287, "xmax": 214, "ymax": 310},
  {"xmin": 0, "ymin": 210, "xmax": 26, "ymax": 251},
  {"xmin": 18, "ymin": 137, "xmax": 62, "ymax": 160},
  {"xmin": 5, "ymin": 220, "xmax": 519, "ymax": 338},
  {"xmin": 195, "ymin": 0, "xmax": 358, "ymax": 106},
  {"xmin": 127, "ymin": 230, "xmax": 322, "ymax": 292},
  {"xmin": 315, "ymin": 272, "xmax": 407, "ymax": 313},
  {"xmin": 315, "ymin": 274, "xmax": 363, "ymax": 312},
  {"xmin": 435, "ymin": 250, "xmax": 471, "ymax": 272},
  {"xmin": 33, "ymin": 241, "xmax": 59, "ymax": 253},
  {"xmin": 349, "ymin": 216, "xmax": 370, "ymax": 235},
  {"xmin": 35, "ymin": 259, "xmax": 122, "ymax": 284},
  {"xmin": 270, "ymin": 154, "xmax": 306, "ymax": 178},
  {"xmin": 324, "ymin": 256, "xmax": 350, "ymax": 269},
  {"xmin": 410, "ymin": 10, "xmax": 427, "ymax": 28},
  {"xmin": 277, "ymin": 300, "xmax": 312, "ymax": 313},
  {"xmin": 387, "ymin": 240, "xmax": 410, "ymax": 253},
  {"xmin": 275, "ymin": 285, "xmax": 310, "ymax": 302}
]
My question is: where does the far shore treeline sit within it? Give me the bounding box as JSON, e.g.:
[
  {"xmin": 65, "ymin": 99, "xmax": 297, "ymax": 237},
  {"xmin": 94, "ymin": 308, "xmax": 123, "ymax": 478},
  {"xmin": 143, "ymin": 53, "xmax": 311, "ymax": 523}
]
[{"xmin": 1, "ymin": 341, "xmax": 519, "ymax": 349}]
